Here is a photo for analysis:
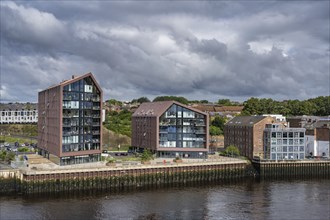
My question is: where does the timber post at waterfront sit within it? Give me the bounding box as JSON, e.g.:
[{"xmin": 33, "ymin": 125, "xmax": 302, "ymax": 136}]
[
  {"xmin": 1, "ymin": 159, "xmax": 330, "ymax": 195},
  {"xmin": 1, "ymin": 160, "xmax": 249, "ymax": 194},
  {"xmin": 253, "ymin": 159, "xmax": 330, "ymax": 179}
]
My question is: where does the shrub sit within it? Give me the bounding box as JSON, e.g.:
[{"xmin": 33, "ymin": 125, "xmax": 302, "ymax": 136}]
[
  {"xmin": 140, "ymin": 149, "xmax": 153, "ymax": 162},
  {"xmin": 224, "ymin": 145, "xmax": 240, "ymax": 157}
]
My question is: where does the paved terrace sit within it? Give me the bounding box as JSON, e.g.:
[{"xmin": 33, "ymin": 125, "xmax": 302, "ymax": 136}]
[{"xmin": 19, "ymin": 155, "xmax": 248, "ymax": 175}]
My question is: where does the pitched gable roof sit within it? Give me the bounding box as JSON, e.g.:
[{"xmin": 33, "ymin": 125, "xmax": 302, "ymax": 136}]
[
  {"xmin": 133, "ymin": 101, "xmax": 207, "ymax": 117},
  {"xmin": 41, "ymin": 72, "xmax": 102, "ymax": 94},
  {"xmin": 226, "ymin": 116, "xmax": 269, "ymax": 126}
]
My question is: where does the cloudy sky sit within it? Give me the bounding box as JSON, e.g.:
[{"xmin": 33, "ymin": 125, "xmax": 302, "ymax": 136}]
[{"xmin": 1, "ymin": 1, "xmax": 329, "ymax": 103}]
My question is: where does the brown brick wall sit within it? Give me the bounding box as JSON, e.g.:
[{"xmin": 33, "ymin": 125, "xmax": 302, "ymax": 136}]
[
  {"xmin": 38, "ymin": 86, "xmax": 62, "ymax": 157},
  {"xmin": 316, "ymin": 127, "xmax": 330, "ymax": 141}
]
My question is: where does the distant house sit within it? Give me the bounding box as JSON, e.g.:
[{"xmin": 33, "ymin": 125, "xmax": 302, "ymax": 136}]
[
  {"xmin": 193, "ymin": 104, "xmax": 243, "ymax": 118},
  {"xmin": 287, "ymin": 116, "xmax": 330, "ymax": 157},
  {"xmin": 131, "ymin": 101, "xmax": 209, "ymax": 158},
  {"xmin": 305, "ymin": 120, "xmax": 330, "ymax": 157},
  {"xmin": 0, "ymin": 103, "xmax": 38, "ymax": 124},
  {"xmin": 224, "ymin": 116, "xmax": 274, "ymax": 159}
]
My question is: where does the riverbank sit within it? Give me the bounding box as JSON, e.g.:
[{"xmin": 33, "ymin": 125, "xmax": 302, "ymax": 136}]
[
  {"xmin": 1, "ymin": 157, "xmax": 330, "ymax": 195},
  {"xmin": 1, "ymin": 157, "xmax": 251, "ymax": 195}
]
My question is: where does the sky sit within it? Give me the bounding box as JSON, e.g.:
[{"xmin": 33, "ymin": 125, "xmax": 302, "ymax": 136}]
[{"xmin": 1, "ymin": 1, "xmax": 329, "ymax": 103}]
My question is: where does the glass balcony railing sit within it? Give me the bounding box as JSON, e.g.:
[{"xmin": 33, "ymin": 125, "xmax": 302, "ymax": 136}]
[{"xmin": 92, "ymin": 130, "xmax": 100, "ymax": 135}]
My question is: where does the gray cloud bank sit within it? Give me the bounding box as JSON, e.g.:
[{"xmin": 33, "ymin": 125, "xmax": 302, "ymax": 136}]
[{"xmin": 1, "ymin": 1, "xmax": 329, "ymax": 102}]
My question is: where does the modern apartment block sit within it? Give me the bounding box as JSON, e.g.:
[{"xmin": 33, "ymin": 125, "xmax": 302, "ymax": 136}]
[
  {"xmin": 0, "ymin": 103, "xmax": 38, "ymax": 124},
  {"xmin": 224, "ymin": 116, "xmax": 274, "ymax": 159},
  {"xmin": 264, "ymin": 123, "xmax": 306, "ymax": 160},
  {"xmin": 132, "ymin": 101, "xmax": 209, "ymax": 158},
  {"xmin": 38, "ymin": 73, "xmax": 102, "ymax": 165}
]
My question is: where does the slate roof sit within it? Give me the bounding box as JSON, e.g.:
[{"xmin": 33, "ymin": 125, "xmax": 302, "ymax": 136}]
[
  {"xmin": 0, "ymin": 103, "xmax": 37, "ymax": 111},
  {"xmin": 41, "ymin": 72, "xmax": 102, "ymax": 94},
  {"xmin": 132, "ymin": 101, "xmax": 206, "ymax": 117},
  {"xmin": 226, "ymin": 116, "xmax": 269, "ymax": 126},
  {"xmin": 194, "ymin": 104, "xmax": 243, "ymax": 113}
]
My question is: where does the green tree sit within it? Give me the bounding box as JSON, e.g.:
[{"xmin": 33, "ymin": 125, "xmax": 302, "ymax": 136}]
[
  {"xmin": 242, "ymin": 96, "xmax": 329, "ymax": 116},
  {"xmin": 209, "ymin": 125, "xmax": 221, "ymax": 136},
  {"xmin": 241, "ymin": 97, "xmax": 260, "ymax": 115},
  {"xmin": 18, "ymin": 147, "xmax": 29, "ymax": 152},
  {"xmin": 218, "ymin": 99, "xmax": 232, "ymax": 106},
  {"xmin": 211, "ymin": 116, "xmax": 226, "ymax": 132},
  {"xmin": 153, "ymin": 96, "xmax": 189, "ymax": 105},
  {"xmin": 132, "ymin": 97, "xmax": 150, "ymax": 104},
  {"xmin": 224, "ymin": 145, "xmax": 240, "ymax": 157},
  {"xmin": 108, "ymin": 99, "xmax": 122, "ymax": 106},
  {"xmin": 105, "ymin": 110, "xmax": 132, "ymax": 137},
  {"xmin": 140, "ymin": 149, "xmax": 153, "ymax": 162}
]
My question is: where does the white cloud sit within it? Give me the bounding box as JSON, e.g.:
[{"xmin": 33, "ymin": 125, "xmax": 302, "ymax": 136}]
[{"xmin": 0, "ymin": 1, "xmax": 329, "ymax": 103}]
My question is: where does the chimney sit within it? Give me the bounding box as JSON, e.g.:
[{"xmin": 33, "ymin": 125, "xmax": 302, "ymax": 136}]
[{"xmin": 72, "ymin": 75, "xmax": 75, "ymax": 79}]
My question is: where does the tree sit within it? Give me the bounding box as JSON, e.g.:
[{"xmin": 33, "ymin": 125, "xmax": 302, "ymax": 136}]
[
  {"xmin": 209, "ymin": 125, "xmax": 221, "ymax": 136},
  {"xmin": 108, "ymin": 99, "xmax": 122, "ymax": 106},
  {"xmin": 211, "ymin": 116, "xmax": 226, "ymax": 134},
  {"xmin": 140, "ymin": 149, "xmax": 153, "ymax": 162},
  {"xmin": 218, "ymin": 99, "xmax": 232, "ymax": 106},
  {"xmin": 200, "ymin": 100, "xmax": 209, "ymax": 104},
  {"xmin": 241, "ymin": 96, "xmax": 330, "ymax": 116},
  {"xmin": 105, "ymin": 110, "xmax": 132, "ymax": 137},
  {"xmin": 18, "ymin": 147, "xmax": 29, "ymax": 152},
  {"xmin": 153, "ymin": 96, "xmax": 189, "ymax": 105},
  {"xmin": 224, "ymin": 145, "xmax": 240, "ymax": 157},
  {"xmin": 132, "ymin": 97, "xmax": 150, "ymax": 104}
]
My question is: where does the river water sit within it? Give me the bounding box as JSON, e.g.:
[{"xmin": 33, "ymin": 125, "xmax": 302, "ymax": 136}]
[{"xmin": 0, "ymin": 178, "xmax": 329, "ymax": 220}]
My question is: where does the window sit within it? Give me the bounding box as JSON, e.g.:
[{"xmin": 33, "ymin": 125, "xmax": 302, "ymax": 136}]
[{"xmin": 283, "ymin": 139, "xmax": 287, "ymax": 145}]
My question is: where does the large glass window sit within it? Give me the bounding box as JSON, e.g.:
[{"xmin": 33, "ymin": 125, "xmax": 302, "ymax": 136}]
[
  {"xmin": 159, "ymin": 104, "xmax": 206, "ymax": 149},
  {"xmin": 62, "ymin": 76, "xmax": 101, "ymax": 153}
]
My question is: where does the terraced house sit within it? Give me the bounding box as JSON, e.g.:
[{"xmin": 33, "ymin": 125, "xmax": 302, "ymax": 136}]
[
  {"xmin": 38, "ymin": 73, "xmax": 102, "ymax": 165},
  {"xmin": 132, "ymin": 101, "xmax": 209, "ymax": 158},
  {"xmin": 0, "ymin": 103, "xmax": 38, "ymax": 124}
]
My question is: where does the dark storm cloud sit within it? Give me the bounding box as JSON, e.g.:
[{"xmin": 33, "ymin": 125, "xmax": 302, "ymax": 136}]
[{"xmin": 0, "ymin": 1, "xmax": 329, "ymax": 102}]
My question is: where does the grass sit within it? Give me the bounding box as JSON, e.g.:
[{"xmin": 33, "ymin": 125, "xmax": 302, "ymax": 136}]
[{"xmin": 0, "ymin": 136, "xmax": 37, "ymax": 144}]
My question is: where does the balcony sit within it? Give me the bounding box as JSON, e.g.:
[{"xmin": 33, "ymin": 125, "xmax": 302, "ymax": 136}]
[
  {"xmin": 92, "ymin": 122, "xmax": 100, "ymax": 126},
  {"xmin": 63, "ymin": 114, "xmax": 79, "ymax": 118},
  {"xmin": 92, "ymin": 106, "xmax": 100, "ymax": 110},
  {"xmin": 92, "ymin": 130, "xmax": 100, "ymax": 135},
  {"xmin": 92, "ymin": 97, "xmax": 100, "ymax": 102}
]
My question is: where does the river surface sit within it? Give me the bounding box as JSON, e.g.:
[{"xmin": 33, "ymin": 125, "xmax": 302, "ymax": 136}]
[{"xmin": 0, "ymin": 178, "xmax": 329, "ymax": 220}]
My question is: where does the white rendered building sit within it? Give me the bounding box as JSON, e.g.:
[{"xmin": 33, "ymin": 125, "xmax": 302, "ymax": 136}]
[{"xmin": 0, "ymin": 103, "xmax": 38, "ymax": 124}]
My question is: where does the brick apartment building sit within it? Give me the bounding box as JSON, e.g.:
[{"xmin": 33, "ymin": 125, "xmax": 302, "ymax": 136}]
[
  {"xmin": 38, "ymin": 73, "xmax": 103, "ymax": 165},
  {"xmin": 132, "ymin": 101, "xmax": 209, "ymax": 158},
  {"xmin": 224, "ymin": 116, "xmax": 274, "ymax": 159}
]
